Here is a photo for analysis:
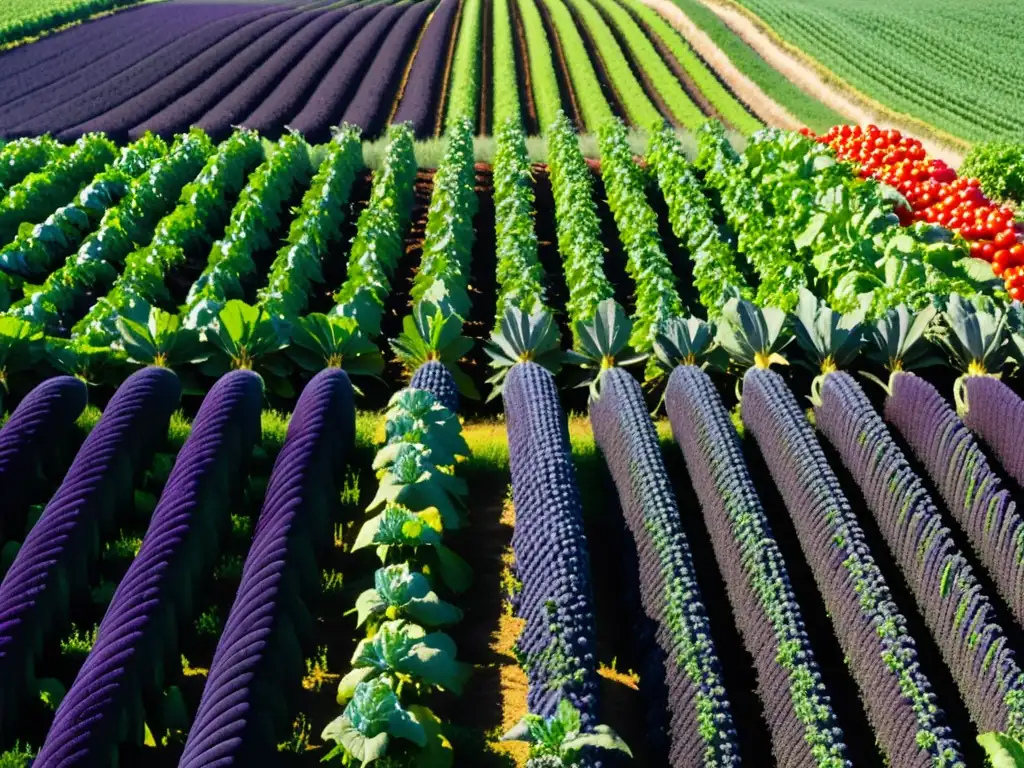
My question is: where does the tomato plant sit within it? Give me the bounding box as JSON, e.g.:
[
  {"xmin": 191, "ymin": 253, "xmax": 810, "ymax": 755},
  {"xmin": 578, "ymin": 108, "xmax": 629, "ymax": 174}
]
[{"xmin": 806, "ymin": 124, "xmax": 1022, "ymax": 294}]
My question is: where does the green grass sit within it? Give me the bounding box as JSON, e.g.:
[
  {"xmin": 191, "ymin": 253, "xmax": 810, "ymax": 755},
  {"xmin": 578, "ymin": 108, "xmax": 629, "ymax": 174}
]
[
  {"xmin": 667, "ymin": 0, "xmax": 843, "ymax": 132},
  {"xmin": 0, "ymin": 0, "xmax": 143, "ymax": 48},
  {"xmin": 725, "ymin": 0, "xmax": 1024, "ymax": 143},
  {"xmin": 614, "ymin": 0, "xmax": 762, "ymax": 134},
  {"xmin": 563, "ymin": 0, "xmax": 662, "ymax": 127},
  {"xmin": 587, "ymin": 0, "xmax": 705, "ymax": 129},
  {"xmin": 517, "ymin": 0, "xmax": 563, "ymax": 132},
  {"xmin": 444, "ymin": 0, "xmax": 484, "ymax": 131},
  {"xmin": 540, "ymin": 0, "xmax": 615, "ymax": 131},
  {"xmin": 492, "ymin": 0, "xmax": 521, "ymax": 128}
]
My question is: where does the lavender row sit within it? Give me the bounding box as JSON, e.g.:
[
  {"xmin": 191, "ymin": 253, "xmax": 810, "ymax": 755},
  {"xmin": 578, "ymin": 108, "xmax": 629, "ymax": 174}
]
[
  {"xmin": 145, "ymin": 9, "xmax": 348, "ymax": 141},
  {"xmin": 591, "ymin": 367, "xmax": 740, "ymax": 766},
  {"xmin": 79, "ymin": 9, "xmax": 318, "ymax": 142},
  {"xmin": 179, "ymin": 368, "xmax": 355, "ymax": 765},
  {"xmin": 6, "ymin": 7, "xmax": 283, "ymax": 139},
  {"xmin": 340, "ymin": 1, "xmax": 436, "ymax": 136},
  {"xmin": 289, "ymin": 3, "xmax": 405, "ymax": 143},
  {"xmin": 962, "ymin": 376, "xmax": 1024, "ymax": 489},
  {"xmin": 241, "ymin": 4, "xmax": 384, "ymax": 138},
  {"xmin": 818, "ymin": 371, "xmax": 1024, "ymax": 739},
  {"xmin": 885, "ymin": 372, "xmax": 1024, "ymax": 629},
  {"xmin": 742, "ymin": 367, "xmax": 963, "ymax": 767},
  {"xmin": 666, "ymin": 366, "xmax": 849, "ymax": 767},
  {"xmin": 34, "ymin": 370, "xmax": 263, "ymax": 765},
  {"xmin": 0, "ymin": 367, "xmax": 180, "ymax": 738},
  {"xmin": 0, "ymin": 376, "xmax": 87, "ymax": 547},
  {"xmin": 504, "ymin": 362, "xmax": 600, "ymax": 730},
  {"xmin": 0, "ymin": 6, "xmax": 245, "ymax": 135},
  {"xmin": 391, "ymin": 0, "xmax": 460, "ymax": 136}
]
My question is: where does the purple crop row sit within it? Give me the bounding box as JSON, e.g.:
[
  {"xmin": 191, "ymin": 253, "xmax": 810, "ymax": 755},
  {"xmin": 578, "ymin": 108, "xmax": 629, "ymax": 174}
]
[
  {"xmin": 0, "ymin": 367, "xmax": 180, "ymax": 739},
  {"xmin": 504, "ymin": 362, "xmax": 601, "ymax": 730},
  {"xmin": 0, "ymin": 4, "xmax": 233, "ymax": 111},
  {"xmin": 591, "ymin": 367, "xmax": 740, "ymax": 765},
  {"xmin": 0, "ymin": 0, "xmax": 434, "ymax": 141},
  {"xmin": 289, "ymin": 3, "xmax": 406, "ymax": 144},
  {"xmin": 817, "ymin": 371, "xmax": 1024, "ymax": 740},
  {"xmin": 665, "ymin": 366, "xmax": 849, "ymax": 768},
  {"xmin": 77, "ymin": 8, "xmax": 319, "ymax": 142},
  {"xmin": 741, "ymin": 367, "xmax": 964, "ymax": 767},
  {"xmin": 0, "ymin": 377, "xmax": 87, "ymax": 548},
  {"xmin": 241, "ymin": 4, "xmax": 383, "ymax": 139},
  {"xmin": 179, "ymin": 369, "xmax": 355, "ymax": 764},
  {"xmin": 34, "ymin": 370, "xmax": 264, "ymax": 766},
  {"xmin": 2, "ymin": 6, "xmax": 284, "ymax": 140},
  {"xmin": 340, "ymin": 0, "xmax": 436, "ymax": 135},
  {"xmin": 884, "ymin": 372, "xmax": 1024, "ymax": 631},
  {"xmin": 150, "ymin": 9, "xmax": 349, "ymax": 142},
  {"xmin": 392, "ymin": 0, "xmax": 460, "ymax": 137}
]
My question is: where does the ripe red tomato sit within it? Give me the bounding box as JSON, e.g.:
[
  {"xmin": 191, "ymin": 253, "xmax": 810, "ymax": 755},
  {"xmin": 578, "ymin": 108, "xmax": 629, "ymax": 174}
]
[{"xmin": 1010, "ymin": 286, "xmax": 1024, "ymax": 302}]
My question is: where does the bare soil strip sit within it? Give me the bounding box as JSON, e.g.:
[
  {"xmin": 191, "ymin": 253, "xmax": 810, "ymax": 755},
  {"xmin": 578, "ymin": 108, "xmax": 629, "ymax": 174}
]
[
  {"xmin": 479, "ymin": 0, "xmax": 494, "ymax": 134},
  {"xmin": 638, "ymin": 0, "xmax": 801, "ymax": 130},
  {"xmin": 559, "ymin": 0, "xmax": 630, "ymax": 123},
  {"xmin": 532, "ymin": 0, "xmax": 585, "ymax": 131},
  {"xmin": 616, "ymin": 0, "xmax": 722, "ymax": 122},
  {"xmin": 692, "ymin": 0, "xmax": 965, "ymax": 165},
  {"xmin": 586, "ymin": 0, "xmax": 676, "ymax": 125},
  {"xmin": 509, "ymin": 0, "xmax": 540, "ymax": 135}
]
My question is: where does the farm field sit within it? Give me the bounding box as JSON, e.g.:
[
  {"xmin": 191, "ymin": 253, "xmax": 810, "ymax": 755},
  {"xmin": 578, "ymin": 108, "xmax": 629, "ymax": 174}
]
[
  {"xmin": 2, "ymin": 0, "xmax": 1024, "ymax": 766},
  {"xmin": 717, "ymin": 0, "xmax": 1024, "ymax": 144}
]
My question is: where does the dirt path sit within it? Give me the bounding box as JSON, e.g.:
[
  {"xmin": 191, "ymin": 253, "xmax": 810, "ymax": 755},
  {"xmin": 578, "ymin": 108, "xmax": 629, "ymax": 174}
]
[
  {"xmin": 687, "ymin": 0, "xmax": 965, "ymax": 165},
  {"xmin": 638, "ymin": 0, "xmax": 802, "ymax": 131}
]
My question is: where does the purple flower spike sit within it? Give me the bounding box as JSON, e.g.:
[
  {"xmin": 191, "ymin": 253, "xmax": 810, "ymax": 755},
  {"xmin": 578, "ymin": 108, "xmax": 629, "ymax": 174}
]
[
  {"xmin": 963, "ymin": 375, "xmax": 1024, "ymax": 488},
  {"xmin": 817, "ymin": 371, "xmax": 1024, "ymax": 739},
  {"xmin": 503, "ymin": 362, "xmax": 600, "ymax": 728},
  {"xmin": 33, "ymin": 370, "xmax": 262, "ymax": 767},
  {"xmin": 179, "ymin": 368, "xmax": 355, "ymax": 766},
  {"xmin": 0, "ymin": 376, "xmax": 87, "ymax": 544},
  {"xmin": 886, "ymin": 372, "xmax": 1024, "ymax": 628},
  {"xmin": 665, "ymin": 365, "xmax": 847, "ymax": 767},
  {"xmin": 741, "ymin": 367, "xmax": 963, "ymax": 768},
  {"xmin": 0, "ymin": 366, "xmax": 180, "ymax": 736},
  {"xmin": 592, "ymin": 367, "xmax": 741, "ymax": 766}
]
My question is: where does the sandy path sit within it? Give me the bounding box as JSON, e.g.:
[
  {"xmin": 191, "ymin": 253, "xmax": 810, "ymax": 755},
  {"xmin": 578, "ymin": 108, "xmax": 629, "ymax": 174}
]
[
  {"xmin": 691, "ymin": 0, "xmax": 964, "ymax": 165},
  {"xmin": 639, "ymin": 0, "xmax": 803, "ymax": 131}
]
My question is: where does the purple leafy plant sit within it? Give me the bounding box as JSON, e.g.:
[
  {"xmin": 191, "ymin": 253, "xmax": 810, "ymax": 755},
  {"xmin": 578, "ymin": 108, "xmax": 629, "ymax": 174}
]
[
  {"xmin": 34, "ymin": 370, "xmax": 263, "ymax": 765},
  {"xmin": 178, "ymin": 368, "xmax": 355, "ymax": 766}
]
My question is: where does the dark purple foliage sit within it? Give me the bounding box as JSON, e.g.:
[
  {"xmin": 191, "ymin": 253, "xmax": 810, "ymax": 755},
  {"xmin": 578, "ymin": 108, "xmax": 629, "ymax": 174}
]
[
  {"xmin": 885, "ymin": 372, "xmax": 1024, "ymax": 628},
  {"xmin": 591, "ymin": 368, "xmax": 739, "ymax": 765},
  {"xmin": 0, "ymin": 376, "xmax": 87, "ymax": 545},
  {"xmin": 288, "ymin": 3, "xmax": 406, "ymax": 142},
  {"xmin": 817, "ymin": 371, "xmax": 1024, "ymax": 736},
  {"xmin": 0, "ymin": 367, "xmax": 180, "ymax": 737},
  {"xmin": 340, "ymin": 1, "xmax": 435, "ymax": 136},
  {"xmin": 391, "ymin": 0, "xmax": 459, "ymax": 137},
  {"xmin": 65, "ymin": 9, "xmax": 306, "ymax": 142},
  {"xmin": 962, "ymin": 375, "xmax": 1024, "ymax": 488},
  {"xmin": 665, "ymin": 366, "xmax": 848, "ymax": 768},
  {"xmin": 741, "ymin": 367, "xmax": 962, "ymax": 767},
  {"xmin": 140, "ymin": 9, "xmax": 347, "ymax": 141},
  {"xmin": 240, "ymin": 4, "xmax": 383, "ymax": 138},
  {"xmin": 33, "ymin": 370, "xmax": 263, "ymax": 766},
  {"xmin": 3, "ymin": 7, "xmax": 281, "ymax": 139},
  {"xmin": 0, "ymin": 4, "xmax": 230, "ymax": 111},
  {"xmin": 503, "ymin": 362, "xmax": 600, "ymax": 729},
  {"xmin": 179, "ymin": 369, "xmax": 355, "ymax": 766}
]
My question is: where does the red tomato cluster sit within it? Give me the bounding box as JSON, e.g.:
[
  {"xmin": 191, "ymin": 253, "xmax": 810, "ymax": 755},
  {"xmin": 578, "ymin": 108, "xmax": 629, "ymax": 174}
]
[{"xmin": 800, "ymin": 125, "xmax": 1024, "ymax": 300}]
